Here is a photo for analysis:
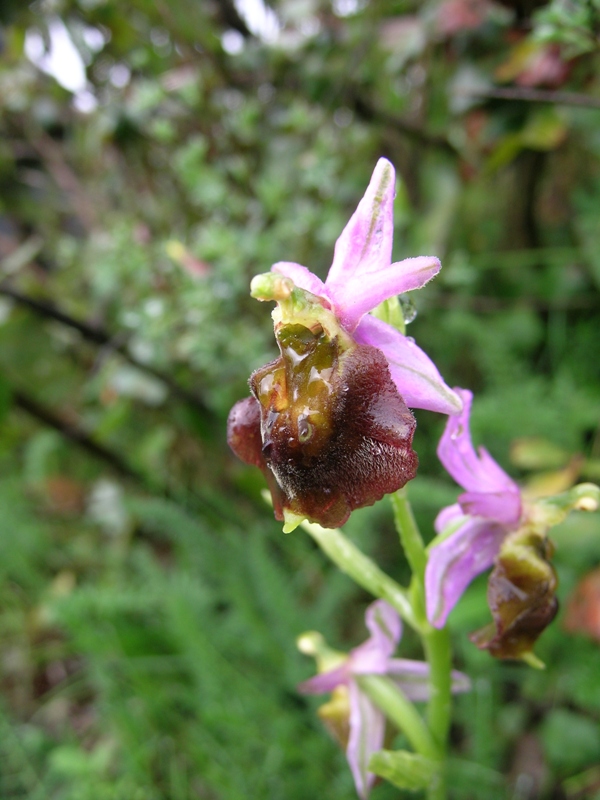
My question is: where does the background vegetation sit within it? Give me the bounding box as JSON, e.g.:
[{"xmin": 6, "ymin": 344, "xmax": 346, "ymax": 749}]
[{"xmin": 0, "ymin": 0, "xmax": 599, "ymax": 797}]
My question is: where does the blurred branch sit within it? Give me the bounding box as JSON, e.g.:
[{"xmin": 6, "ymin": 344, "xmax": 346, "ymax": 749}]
[
  {"xmin": 469, "ymin": 87, "xmax": 600, "ymax": 109},
  {"xmin": 13, "ymin": 388, "xmax": 243, "ymax": 527},
  {"xmin": 214, "ymin": 0, "xmax": 253, "ymax": 36},
  {"xmin": 431, "ymin": 294, "xmax": 600, "ymax": 312},
  {"xmin": 14, "ymin": 390, "xmax": 141, "ymax": 480},
  {"xmin": 27, "ymin": 128, "xmax": 98, "ymax": 232},
  {"xmin": 350, "ymin": 94, "xmax": 459, "ymax": 157},
  {"xmin": 0, "ymin": 283, "xmax": 215, "ymax": 420}
]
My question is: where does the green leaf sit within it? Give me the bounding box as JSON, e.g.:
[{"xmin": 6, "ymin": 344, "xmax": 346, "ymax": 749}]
[
  {"xmin": 369, "ymin": 749, "xmax": 440, "ymax": 792},
  {"xmin": 540, "ymin": 709, "xmax": 600, "ymax": 773}
]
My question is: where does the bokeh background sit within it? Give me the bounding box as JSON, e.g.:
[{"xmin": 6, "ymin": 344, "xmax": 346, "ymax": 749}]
[{"xmin": 1, "ymin": 1, "xmax": 600, "ymax": 798}]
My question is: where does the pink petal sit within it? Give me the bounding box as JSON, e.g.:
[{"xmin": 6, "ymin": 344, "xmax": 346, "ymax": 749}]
[
  {"xmin": 425, "ymin": 517, "xmax": 507, "ymax": 628},
  {"xmin": 347, "ymin": 681, "xmax": 384, "ymax": 800},
  {"xmin": 355, "ymin": 315, "xmax": 462, "ymax": 414},
  {"xmin": 297, "ymin": 663, "xmax": 349, "ymax": 695},
  {"xmin": 387, "ymin": 660, "xmax": 471, "ymax": 701},
  {"xmin": 387, "ymin": 658, "xmax": 431, "ymax": 702},
  {"xmin": 271, "ymin": 261, "xmax": 328, "ymax": 301},
  {"xmin": 434, "ymin": 502, "xmax": 464, "ymax": 534},
  {"xmin": 327, "ymin": 159, "xmax": 395, "ymax": 287},
  {"xmin": 459, "ymin": 489, "xmax": 521, "ymax": 526},
  {"xmin": 351, "ymin": 600, "xmax": 401, "ymax": 675},
  {"xmin": 449, "ymin": 669, "xmax": 472, "ymax": 695},
  {"xmin": 438, "ymin": 388, "xmax": 520, "ymax": 495},
  {"xmin": 327, "ymin": 256, "xmax": 441, "ymax": 332}
]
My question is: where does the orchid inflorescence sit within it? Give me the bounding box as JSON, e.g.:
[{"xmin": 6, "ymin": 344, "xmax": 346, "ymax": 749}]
[{"xmin": 227, "ymin": 159, "xmax": 600, "ymax": 799}]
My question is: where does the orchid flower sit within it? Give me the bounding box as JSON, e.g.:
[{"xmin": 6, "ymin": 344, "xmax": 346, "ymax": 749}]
[
  {"xmin": 425, "ymin": 388, "xmax": 600, "ymax": 661},
  {"xmin": 298, "ymin": 600, "xmax": 469, "ymax": 799},
  {"xmin": 271, "ymin": 158, "xmax": 461, "ymax": 416},
  {"xmin": 228, "ymin": 160, "xmax": 461, "ymax": 530},
  {"xmin": 425, "ymin": 388, "xmax": 524, "ymax": 629}
]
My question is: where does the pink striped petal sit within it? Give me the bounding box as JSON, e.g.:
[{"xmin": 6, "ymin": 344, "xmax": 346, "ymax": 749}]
[
  {"xmin": 438, "ymin": 389, "xmax": 520, "ymax": 496},
  {"xmin": 327, "ymin": 256, "xmax": 441, "ymax": 332},
  {"xmin": 426, "ymin": 517, "xmax": 506, "ymax": 628},
  {"xmin": 459, "ymin": 489, "xmax": 521, "ymax": 526},
  {"xmin": 347, "ymin": 681, "xmax": 384, "ymax": 800},
  {"xmin": 434, "ymin": 502, "xmax": 464, "ymax": 534},
  {"xmin": 327, "ymin": 159, "xmax": 395, "ymax": 287},
  {"xmin": 297, "ymin": 663, "xmax": 349, "ymax": 695},
  {"xmin": 352, "ymin": 600, "xmax": 401, "ymax": 674},
  {"xmin": 387, "ymin": 659, "xmax": 471, "ymax": 701},
  {"xmin": 355, "ymin": 315, "xmax": 462, "ymax": 414}
]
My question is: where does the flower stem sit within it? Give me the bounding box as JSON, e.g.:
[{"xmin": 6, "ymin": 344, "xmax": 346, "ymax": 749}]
[
  {"xmin": 301, "ymin": 520, "xmax": 420, "ymax": 632},
  {"xmin": 422, "ymin": 626, "xmax": 452, "ymax": 750},
  {"xmin": 391, "ymin": 488, "xmax": 452, "ymax": 800},
  {"xmin": 390, "ymin": 489, "xmax": 427, "ymax": 579},
  {"xmin": 358, "ymin": 675, "xmax": 440, "ymax": 760}
]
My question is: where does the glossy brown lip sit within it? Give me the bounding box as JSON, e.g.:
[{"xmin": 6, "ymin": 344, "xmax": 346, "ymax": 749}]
[{"xmin": 228, "ymin": 323, "xmax": 418, "ymax": 529}]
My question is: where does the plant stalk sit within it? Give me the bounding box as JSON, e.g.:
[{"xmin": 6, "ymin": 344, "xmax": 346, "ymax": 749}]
[
  {"xmin": 391, "ymin": 489, "xmax": 452, "ymax": 800},
  {"xmin": 301, "ymin": 520, "xmax": 420, "ymax": 632}
]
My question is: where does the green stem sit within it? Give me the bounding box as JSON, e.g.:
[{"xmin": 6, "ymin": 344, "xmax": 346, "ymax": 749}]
[
  {"xmin": 422, "ymin": 626, "xmax": 452, "ymax": 750},
  {"xmin": 391, "ymin": 489, "xmax": 452, "ymax": 800},
  {"xmin": 390, "ymin": 489, "xmax": 427, "ymax": 579},
  {"xmin": 301, "ymin": 520, "xmax": 421, "ymax": 632},
  {"xmin": 357, "ymin": 675, "xmax": 440, "ymax": 760}
]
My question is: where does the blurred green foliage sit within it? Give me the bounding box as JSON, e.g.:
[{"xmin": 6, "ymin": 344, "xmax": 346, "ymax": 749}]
[{"xmin": 0, "ymin": 0, "xmax": 599, "ymax": 798}]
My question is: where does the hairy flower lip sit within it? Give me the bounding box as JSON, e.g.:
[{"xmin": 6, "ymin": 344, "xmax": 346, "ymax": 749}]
[{"xmin": 239, "ymin": 329, "xmax": 419, "ymax": 530}]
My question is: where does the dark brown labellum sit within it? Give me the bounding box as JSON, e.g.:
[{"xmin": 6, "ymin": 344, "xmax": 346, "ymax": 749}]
[
  {"xmin": 470, "ymin": 530, "xmax": 558, "ymax": 661},
  {"xmin": 227, "ymin": 323, "xmax": 418, "ymax": 528}
]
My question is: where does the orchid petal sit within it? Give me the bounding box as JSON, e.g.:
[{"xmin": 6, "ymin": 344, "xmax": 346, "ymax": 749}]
[
  {"xmin": 387, "ymin": 658, "xmax": 431, "ymax": 702},
  {"xmin": 426, "ymin": 517, "xmax": 507, "ymax": 628},
  {"xmin": 298, "ymin": 663, "xmax": 349, "ymax": 695},
  {"xmin": 449, "ymin": 669, "xmax": 472, "ymax": 695},
  {"xmin": 271, "ymin": 261, "xmax": 328, "ymax": 300},
  {"xmin": 387, "ymin": 659, "xmax": 471, "ymax": 701},
  {"xmin": 434, "ymin": 502, "xmax": 464, "ymax": 534},
  {"xmin": 459, "ymin": 489, "xmax": 521, "ymax": 526},
  {"xmin": 327, "ymin": 158, "xmax": 395, "ymax": 287},
  {"xmin": 352, "ymin": 600, "xmax": 402, "ymax": 674},
  {"xmin": 355, "ymin": 315, "xmax": 462, "ymax": 414},
  {"xmin": 327, "ymin": 256, "xmax": 441, "ymax": 332},
  {"xmin": 347, "ymin": 681, "xmax": 384, "ymax": 800},
  {"xmin": 438, "ymin": 389, "xmax": 519, "ymax": 494}
]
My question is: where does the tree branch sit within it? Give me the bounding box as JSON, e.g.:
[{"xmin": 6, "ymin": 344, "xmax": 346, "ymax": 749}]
[
  {"xmin": 13, "ymin": 388, "xmax": 246, "ymax": 528},
  {"xmin": 14, "ymin": 390, "xmax": 141, "ymax": 480},
  {"xmin": 350, "ymin": 93, "xmax": 459, "ymax": 157},
  {"xmin": 470, "ymin": 86, "xmax": 600, "ymax": 109},
  {"xmin": 0, "ymin": 283, "xmax": 215, "ymax": 420}
]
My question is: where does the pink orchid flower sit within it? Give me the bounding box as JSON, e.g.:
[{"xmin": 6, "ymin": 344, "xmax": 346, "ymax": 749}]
[
  {"xmin": 426, "ymin": 388, "xmax": 523, "ymax": 628},
  {"xmin": 272, "ymin": 158, "xmax": 461, "ymax": 415},
  {"xmin": 299, "ymin": 600, "xmax": 469, "ymax": 798}
]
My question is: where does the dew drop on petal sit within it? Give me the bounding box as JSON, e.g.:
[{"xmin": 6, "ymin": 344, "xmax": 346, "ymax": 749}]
[{"xmin": 400, "ymin": 296, "xmax": 417, "ymax": 325}]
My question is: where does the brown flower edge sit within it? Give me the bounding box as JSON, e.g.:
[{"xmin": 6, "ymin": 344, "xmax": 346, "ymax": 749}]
[
  {"xmin": 470, "ymin": 528, "xmax": 558, "ymax": 662},
  {"xmin": 227, "ymin": 322, "xmax": 418, "ymax": 529}
]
